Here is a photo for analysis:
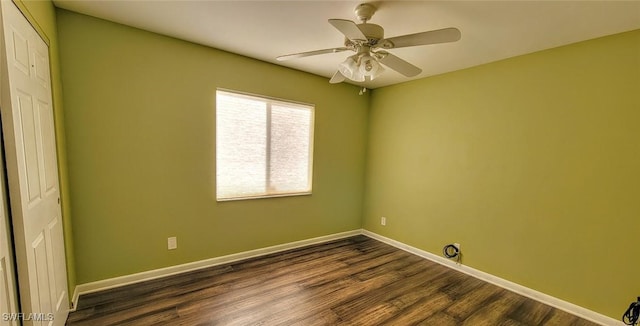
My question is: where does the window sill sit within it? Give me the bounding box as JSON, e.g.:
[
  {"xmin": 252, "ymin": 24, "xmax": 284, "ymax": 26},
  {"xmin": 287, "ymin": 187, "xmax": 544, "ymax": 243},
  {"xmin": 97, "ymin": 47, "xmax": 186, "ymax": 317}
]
[{"xmin": 216, "ymin": 191, "xmax": 312, "ymax": 202}]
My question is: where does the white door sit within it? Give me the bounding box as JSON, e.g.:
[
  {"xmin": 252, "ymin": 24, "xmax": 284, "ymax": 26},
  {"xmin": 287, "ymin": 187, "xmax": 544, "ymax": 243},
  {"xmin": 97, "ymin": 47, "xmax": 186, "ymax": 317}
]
[
  {"xmin": 0, "ymin": 150, "xmax": 18, "ymax": 325},
  {"xmin": 0, "ymin": 2, "xmax": 69, "ymax": 325}
]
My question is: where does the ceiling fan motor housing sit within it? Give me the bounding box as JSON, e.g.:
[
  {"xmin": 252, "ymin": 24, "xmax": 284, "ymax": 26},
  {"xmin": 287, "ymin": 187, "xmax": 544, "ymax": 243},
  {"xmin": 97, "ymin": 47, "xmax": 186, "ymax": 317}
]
[{"xmin": 344, "ymin": 23, "xmax": 384, "ymax": 48}]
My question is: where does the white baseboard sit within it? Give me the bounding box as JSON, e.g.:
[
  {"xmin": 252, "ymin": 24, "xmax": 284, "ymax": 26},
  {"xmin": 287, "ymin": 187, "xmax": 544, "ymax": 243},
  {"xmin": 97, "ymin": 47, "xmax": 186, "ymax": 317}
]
[
  {"xmin": 71, "ymin": 229, "xmax": 362, "ymax": 310},
  {"xmin": 70, "ymin": 286, "xmax": 79, "ymax": 311},
  {"xmin": 362, "ymin": 230, "xmax": 618, "ymax": 326}
]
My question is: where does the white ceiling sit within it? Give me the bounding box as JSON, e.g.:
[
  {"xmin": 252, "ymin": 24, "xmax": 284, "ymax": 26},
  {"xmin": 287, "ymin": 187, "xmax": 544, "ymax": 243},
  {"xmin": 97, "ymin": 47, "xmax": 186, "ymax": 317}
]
[{"xmin": 53, "ymin": 1, "xmax": 640, "ymax": 89}]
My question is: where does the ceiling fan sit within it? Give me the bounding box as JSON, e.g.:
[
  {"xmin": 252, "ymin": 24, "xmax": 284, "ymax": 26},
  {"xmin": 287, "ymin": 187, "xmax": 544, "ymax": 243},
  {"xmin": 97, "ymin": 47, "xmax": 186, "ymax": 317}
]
[{"xmin": 276, "ymin": 3, "xmax": 461, "ymax": 84}]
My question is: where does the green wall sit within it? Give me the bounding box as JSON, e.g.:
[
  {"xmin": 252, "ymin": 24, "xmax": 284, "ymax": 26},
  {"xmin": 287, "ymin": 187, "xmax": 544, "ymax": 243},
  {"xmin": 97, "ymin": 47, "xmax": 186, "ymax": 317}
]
[
  {"xmin": 56, "ymin": 10, "xmax": 369, "ymax": 284},
  {"xmin": 14, "ymin": 0, "xmax": 76, "ymax": 297},
  {"xmin": 363, "ymin": 29, "xmax": 640, "ymax": 319}
]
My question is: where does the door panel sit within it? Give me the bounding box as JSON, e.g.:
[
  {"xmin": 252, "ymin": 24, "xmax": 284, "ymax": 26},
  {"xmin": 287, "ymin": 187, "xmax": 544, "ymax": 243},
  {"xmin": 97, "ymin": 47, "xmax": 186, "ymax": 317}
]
[
  {"xmin": 9, "ymin": 28, "xmax": 28, "ymax": 76},
  {"xmin": 39, "ymin": 103, "xmax": 56, "ymax": 194},
  {"xmin": 17, "ymin": 91, "xmax": 42, "ymax": 204},
  {"xmin": 0, "ymin": 253, "xmax": 18, "ymax": 326},
  {"xmin": 0, "ymin": 2, "xmax": 69, "ymax": 325},
  {"xmin": 33, "ymin": 48, "xmax": 47, "ymax": 89},
  {"xmin": 32, "ymin": 233, "xmax": 52, "ymax": 316},
  {"xmin": 48, "ymin": 219, "xmax": 65, "ymax": 312},
  {"xmin": 1, "ymin": 259, "xmax": 11, "ymax": 312}
]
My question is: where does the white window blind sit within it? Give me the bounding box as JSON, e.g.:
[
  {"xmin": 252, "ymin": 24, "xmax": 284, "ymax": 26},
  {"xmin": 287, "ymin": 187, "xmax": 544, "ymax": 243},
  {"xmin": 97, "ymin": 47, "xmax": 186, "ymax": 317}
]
[{"xmin": 216, "ymin": 90, "xmax": 314, "ymax": 201}]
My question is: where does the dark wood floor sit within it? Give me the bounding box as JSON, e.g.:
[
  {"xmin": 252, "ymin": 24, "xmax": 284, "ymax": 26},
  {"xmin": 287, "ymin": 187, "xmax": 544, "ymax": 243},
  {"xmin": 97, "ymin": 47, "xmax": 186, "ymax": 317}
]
[{"xmin": 67, "ymin": 236, "xmax": 600, "ymax": 325}]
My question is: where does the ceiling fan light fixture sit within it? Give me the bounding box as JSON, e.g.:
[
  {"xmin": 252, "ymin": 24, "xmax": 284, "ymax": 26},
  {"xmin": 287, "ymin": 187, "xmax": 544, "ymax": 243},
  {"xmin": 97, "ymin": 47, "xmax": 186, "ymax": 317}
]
[
  {"xmin": 338, "ymin": 55, "xmax": 365, "ymax": 82},
  {"xmin": 338, "ymin": 55, "xmax": 357, "ymax": 75},
  {"xmin": 351, "ymin": 69, "xmax": 366, "ymax": 82},
  {"xmin": 358, "ymin": 54, "xmax": 384, "ymax": 80},
  {"xmin": 371, "ymin": 63, "xmax": 384, "ymax": 80}
]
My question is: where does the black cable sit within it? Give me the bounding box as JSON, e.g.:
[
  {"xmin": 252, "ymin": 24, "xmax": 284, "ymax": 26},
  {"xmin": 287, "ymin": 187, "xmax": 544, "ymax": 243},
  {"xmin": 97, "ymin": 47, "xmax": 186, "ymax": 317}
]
[
  {"xmin": 443, "ymin": 244, "xmax": 459, "ymax": 259},
  {"xmin": 623, "ymin": 297, "xmax": 640, "ymax": 325}
]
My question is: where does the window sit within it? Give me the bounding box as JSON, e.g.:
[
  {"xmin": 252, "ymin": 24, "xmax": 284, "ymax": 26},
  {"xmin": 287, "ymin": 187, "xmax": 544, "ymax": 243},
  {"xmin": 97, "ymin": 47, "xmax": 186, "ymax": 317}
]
[{"xmin": 216, "ymin": 90, "xmax": 314, "ymax": 201}]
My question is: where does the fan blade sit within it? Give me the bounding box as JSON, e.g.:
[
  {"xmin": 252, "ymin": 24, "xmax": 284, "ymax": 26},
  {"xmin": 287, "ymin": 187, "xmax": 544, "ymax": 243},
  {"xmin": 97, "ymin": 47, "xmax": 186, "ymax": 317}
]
[
  {"xmin": 377, "ymin": 51, "xmax": 422, "ymax": 77},
  {"xmin": 379, "ymin": 27, "xmax": 461, "ymax": 49},
  {"xmin": 329, "ymin": 70, "xmax": 345, "ymax": 84},
  {"xmin": 328, "ymin": 19, "xmax": 367, "ymax": 41},
  {"xmin": 277, "ymin": 47, "xmax": 349, "ymax": 61}
]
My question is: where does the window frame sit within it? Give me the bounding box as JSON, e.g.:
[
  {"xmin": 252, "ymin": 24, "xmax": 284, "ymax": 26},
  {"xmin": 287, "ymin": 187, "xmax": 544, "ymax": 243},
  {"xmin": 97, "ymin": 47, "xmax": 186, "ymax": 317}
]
[{"xmin": 215, "ymin": 89, "xmax": 315, "ymax": 202}]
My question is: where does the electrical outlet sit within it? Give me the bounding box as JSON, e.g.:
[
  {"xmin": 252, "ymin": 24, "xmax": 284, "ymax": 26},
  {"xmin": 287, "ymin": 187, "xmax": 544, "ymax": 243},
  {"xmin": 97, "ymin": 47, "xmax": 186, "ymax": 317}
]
[
  {"xmin": 168, "ymin": 237, "xmax": 177, "ymax": 250},
  {"xmin": 381, "ymin": 216, "xmax": 386, "ymax": 226}
]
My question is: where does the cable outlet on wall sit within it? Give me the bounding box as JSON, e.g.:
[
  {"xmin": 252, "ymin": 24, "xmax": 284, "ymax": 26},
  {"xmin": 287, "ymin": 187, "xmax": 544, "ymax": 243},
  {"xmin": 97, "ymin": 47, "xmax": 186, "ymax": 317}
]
[
  {"xmin": 453, "ymin": 243, "xmax": 460, "ymax": 251},
  {"xmin": 168, "ymin": 236, "xmax": 177, "ymax": 250},
  {"xmin": 381, "ymin": 216, "xmax": 387, "ymax": 226}
]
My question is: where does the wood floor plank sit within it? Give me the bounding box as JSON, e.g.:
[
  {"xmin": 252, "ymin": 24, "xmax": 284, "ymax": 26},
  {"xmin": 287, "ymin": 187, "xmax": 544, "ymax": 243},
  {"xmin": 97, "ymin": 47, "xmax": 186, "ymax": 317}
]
[
  {"xmin": 461, "ymin": 289, "xmax": 527, "ymax": 326},
  {"xmin": 383, "ymin": 292, "xmax": 453, "ymax": 325},
  {"xmin": 509, "ymin": 299, "xmax": 554, "ymax": 324},
  {"xmin": 74, "ymin": 264, "xmax": 234, "ymax": 310},
  {"xmin": 418, "ymin": 311, "xmax": 459, "ymax": 326},
  {"xmin": 217, "ymin": 272, "xmax": 404, "ymax": 325},
  {"xmin": 66, "ymin": 235, "xmax": 601, "ymax": 326},
  {"xmin": 332, "ymin": 263, "xmax": 452, "ymax": 320},
  {"xmin": 445, "ymin": 281, "xmax": 504, "ymax": 320},
  {"xmin": 116, "ymin": 308, "xmax": 179, "ymax": 326},
  {"xmin": 543, "ymin": 308, "xmax": 585, "ymax": 325}
]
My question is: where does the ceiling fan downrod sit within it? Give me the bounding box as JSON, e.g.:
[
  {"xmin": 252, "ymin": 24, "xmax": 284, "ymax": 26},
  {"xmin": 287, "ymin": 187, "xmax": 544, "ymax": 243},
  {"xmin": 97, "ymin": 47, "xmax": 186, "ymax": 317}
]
[{"xmin": 355, "ymin": 3, "xmax": 376, "ymax": 23}]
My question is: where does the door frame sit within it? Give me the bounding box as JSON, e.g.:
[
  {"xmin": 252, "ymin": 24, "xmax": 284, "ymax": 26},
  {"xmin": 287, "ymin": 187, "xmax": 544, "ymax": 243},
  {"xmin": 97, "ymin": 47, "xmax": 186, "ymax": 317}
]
[
  {"xmin": 0, "ymin": 2, "xmax": 20, "ymax": 325},
  {"xmin": 0, "ymin": 133, "xmax": 19, "ymax": 325}
]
